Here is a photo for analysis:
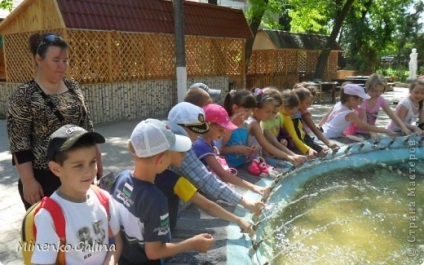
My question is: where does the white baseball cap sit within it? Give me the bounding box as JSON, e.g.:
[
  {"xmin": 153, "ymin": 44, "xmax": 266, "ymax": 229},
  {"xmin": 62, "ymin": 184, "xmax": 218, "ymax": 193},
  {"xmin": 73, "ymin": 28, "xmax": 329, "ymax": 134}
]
[
  {"xmin": 189, "ymin": 83, "xmax": 222, "ymax": 100},
  {"xmin": 343, "ymin": 84, "xmax": 370, "ymax": 99},
  {"xmin": 168, "ymin": 102, "xmax": 209, "ymax": 134},
  {"xmin": 130, "ymin": 119, "xmax": 192, "ymax": 158}
]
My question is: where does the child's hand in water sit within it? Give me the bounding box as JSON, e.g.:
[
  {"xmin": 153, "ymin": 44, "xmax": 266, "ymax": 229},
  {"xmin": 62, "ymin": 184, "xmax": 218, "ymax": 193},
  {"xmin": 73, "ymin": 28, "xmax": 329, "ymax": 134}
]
[
  {"xmin": 252, "ymin": 185, "xmax": 270, "ymax": 196},
  {"xmin": 401, "ymin": 126, "xmax": 412, "ymax": 136},
  {"xmin": 236, "ymin": 218, "xmax": 253, "ymax": 235},
  {"xmin": 384, "ymin": 129, "xmax": 397, "ymax": 138},
  {"xmin": 243, "ymin": 199, "xmax": 265, "ymax": 216},
  {"xmin": 288, "ymin": 154, "xmax": 306, "ymax": 166},
  {"xmin": 327, "ymin": 141, "xmax": 339, "ymax": 150},
  {"xmin": 307, "ymin": 148, "xmax": 317, "ymax": 159},
  {"xmin": 412, "ymin": 126, "xmax": 424, "ymax": 136},
  {"xmin": 370, "ymin": 132, "xmax": 380, "ymax": 140}
]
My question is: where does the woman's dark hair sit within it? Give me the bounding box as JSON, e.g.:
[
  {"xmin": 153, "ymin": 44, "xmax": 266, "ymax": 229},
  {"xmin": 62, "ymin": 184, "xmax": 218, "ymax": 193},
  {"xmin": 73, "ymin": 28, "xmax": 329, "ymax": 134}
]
[
  {"xmin": 223, "ymin": 89, "xmax": 256, "ymax": 116},
  {"xmin": 29, "ymin": 33, "xmax": 68, "ymax": 58},
  {"xmin": 281, "ymin": 89, "xmax": 299, "ymax": 108},
  {"xmin": 410, "ymin": 78, "xmax": 424, "ymax": 110}
]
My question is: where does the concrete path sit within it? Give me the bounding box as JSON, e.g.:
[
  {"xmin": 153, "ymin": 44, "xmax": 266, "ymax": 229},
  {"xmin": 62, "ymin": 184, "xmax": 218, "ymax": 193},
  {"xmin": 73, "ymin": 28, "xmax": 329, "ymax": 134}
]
[{"xmin": 0, "ymin": 87, "xmax": 409, "ymax": 264}]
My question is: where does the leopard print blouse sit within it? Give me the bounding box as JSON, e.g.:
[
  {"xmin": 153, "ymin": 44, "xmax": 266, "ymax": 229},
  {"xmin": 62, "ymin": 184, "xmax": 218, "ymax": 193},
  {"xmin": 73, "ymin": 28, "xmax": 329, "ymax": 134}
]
[{"xmin": 7, "ymin": 79, "xmax": 94, "ymax": 170}]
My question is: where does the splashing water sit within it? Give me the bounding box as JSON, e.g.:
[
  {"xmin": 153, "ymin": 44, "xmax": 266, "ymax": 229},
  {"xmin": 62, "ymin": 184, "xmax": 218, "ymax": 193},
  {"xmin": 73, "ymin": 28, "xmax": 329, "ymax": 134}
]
[{"xmin": 263, "ymin": 162, "xmax": 424, "ymax": 265}]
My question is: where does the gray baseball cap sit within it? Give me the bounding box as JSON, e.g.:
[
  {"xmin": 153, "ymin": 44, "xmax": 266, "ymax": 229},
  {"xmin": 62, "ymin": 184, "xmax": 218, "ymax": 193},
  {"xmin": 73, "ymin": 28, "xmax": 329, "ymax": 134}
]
[{"xmin": 189, "ymin": 82, "xmax": 221, "ymax": 100}]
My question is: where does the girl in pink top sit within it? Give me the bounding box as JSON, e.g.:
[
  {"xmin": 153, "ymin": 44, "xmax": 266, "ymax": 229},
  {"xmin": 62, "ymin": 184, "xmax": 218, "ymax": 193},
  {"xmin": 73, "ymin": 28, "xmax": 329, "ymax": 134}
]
[
  {"xmin": 319, "ymin": 84, "xmax": 395, "ymax": 139},
  {"xmin": 345, "ymin": 74, "xmax": 411, "ymax": 138}
]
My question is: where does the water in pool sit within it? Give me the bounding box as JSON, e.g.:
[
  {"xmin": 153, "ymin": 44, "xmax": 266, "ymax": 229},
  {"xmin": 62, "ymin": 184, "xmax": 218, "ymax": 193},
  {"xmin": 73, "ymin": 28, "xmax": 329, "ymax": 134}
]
[{"xmin": 265, "ymin": 162, "xmax": 424, "ymax": 264}]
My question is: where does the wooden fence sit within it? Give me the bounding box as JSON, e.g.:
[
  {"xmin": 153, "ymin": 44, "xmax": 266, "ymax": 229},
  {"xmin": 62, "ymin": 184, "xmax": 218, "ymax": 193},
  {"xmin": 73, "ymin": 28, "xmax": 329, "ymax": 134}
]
[
  {"xmin": 244, "ymin": 49, "xmax": 339, "ymax": 89},
  {"xmin": 2, "ymin": 29, "xmax": 245, "ymax": 84}
]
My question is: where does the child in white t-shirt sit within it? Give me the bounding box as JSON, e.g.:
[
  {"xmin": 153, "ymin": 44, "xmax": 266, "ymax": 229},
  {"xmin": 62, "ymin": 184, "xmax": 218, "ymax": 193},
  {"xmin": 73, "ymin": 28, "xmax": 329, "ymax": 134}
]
[
  {"xmin": 387, "ymin": 78, "xmax": 424, "ymax": 135},
  {"xmin": 32, "ymin": 124, "xmax": 122, "ymax": 265},
  {"xmin": 319, "ymin": 84, "xmax": 395, "ymax": 139},
  {"xmin": 345, "ymin": 74, "xmax": 411, "ymax": 138}
]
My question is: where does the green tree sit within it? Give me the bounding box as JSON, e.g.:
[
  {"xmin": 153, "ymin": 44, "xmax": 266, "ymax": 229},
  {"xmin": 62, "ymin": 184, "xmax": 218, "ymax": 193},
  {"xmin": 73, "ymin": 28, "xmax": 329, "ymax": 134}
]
[
  {"xmin": 312, "ymin": 0, "xmax": 355, "ymax": 80},
  {"xmin": 245, "ymin": 0, "xmax": 356, "ymax": 79},
  {"xmin": 341, "ymin": 0, "xmax": 420, "ymax": 73},
  {"xmin": 0, "ymin": 0, "xmax": 13, "ymax": 11},
  {"xmin": 245, "ymin": 0, "xmax": 422, "ymax": 79}
]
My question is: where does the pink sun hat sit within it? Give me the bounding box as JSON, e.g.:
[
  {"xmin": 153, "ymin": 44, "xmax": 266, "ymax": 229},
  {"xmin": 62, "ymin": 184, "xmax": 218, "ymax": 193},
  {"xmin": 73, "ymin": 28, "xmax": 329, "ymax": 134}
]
[{"xmin": 203, "ymin": 104, "xmax": 237, "ymax": 130}]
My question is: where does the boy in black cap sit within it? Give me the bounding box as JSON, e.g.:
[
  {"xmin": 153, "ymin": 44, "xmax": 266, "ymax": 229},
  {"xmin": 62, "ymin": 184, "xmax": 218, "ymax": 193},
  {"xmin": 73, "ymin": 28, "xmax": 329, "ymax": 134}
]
[{"xmin": 30, "ymin": 124, "xmax": 122, "ymax": 264}]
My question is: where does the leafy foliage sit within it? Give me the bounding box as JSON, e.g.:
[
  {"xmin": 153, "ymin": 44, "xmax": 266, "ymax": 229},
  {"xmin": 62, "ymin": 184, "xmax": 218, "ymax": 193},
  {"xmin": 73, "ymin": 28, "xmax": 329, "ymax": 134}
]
[
  {"xmin": 245, "ymin": 0, "xmax": 423, "ymax": 79},
  {"xmin": 0, "ymin": 0, "xmax": 13, "ymax": 11}
]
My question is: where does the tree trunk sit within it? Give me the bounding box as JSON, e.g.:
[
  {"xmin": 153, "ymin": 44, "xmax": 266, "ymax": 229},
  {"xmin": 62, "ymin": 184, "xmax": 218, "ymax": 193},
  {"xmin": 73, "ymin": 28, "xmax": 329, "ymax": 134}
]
[
  {"xmin": 314, "ymin": 0, "xmax": 355, "ymax": 80},
  {"xmin": 245, "ymin": 0, "xmax": 269, "ymax": 73}
]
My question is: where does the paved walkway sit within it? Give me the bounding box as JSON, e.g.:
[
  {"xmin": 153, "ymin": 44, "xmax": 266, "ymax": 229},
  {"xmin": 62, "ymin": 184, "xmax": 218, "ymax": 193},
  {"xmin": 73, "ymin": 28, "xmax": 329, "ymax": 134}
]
[{"xmin": 0, "ymin": 87, "xmax": 409, "ymax": 264}]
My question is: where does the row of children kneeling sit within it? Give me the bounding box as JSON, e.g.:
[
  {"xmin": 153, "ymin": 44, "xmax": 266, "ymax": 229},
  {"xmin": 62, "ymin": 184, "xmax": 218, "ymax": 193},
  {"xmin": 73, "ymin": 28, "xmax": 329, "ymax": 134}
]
[
  {"xmin": 23, "ymin": 77, "xmax": 424, "ymax": 264},
  {"xmin": 23, "ymin": 82, "xmax": 267, "ymax": 265}
]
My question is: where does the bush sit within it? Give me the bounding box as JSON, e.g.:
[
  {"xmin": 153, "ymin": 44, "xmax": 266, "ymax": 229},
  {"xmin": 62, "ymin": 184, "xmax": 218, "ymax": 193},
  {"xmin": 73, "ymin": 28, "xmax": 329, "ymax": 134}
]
[{"xmin": 376, "ymin": 68, "xmax": 409, "ymax": 82}]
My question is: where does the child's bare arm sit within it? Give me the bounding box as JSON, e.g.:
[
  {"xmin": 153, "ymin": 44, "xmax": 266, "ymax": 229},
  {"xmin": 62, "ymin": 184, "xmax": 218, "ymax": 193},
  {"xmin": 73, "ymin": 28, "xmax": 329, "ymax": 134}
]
[
  {"xmin": 263, "ymin": 129, "xmax": 297, "ymax": 155},
  {"xmin": 346, "ymin": 113, "xmax": 395, "ymax": 136},
  {"xmin": 205, "ymin": 155, "xmax": 267, "ymax": 195},
  {"xmin": 263, "ymin": 129, "xmax": 288, "ymax": 151},
  {"xmin": 240, "ymin": 197, "xmax": 265, "ymax": 215},
  {"xmin": 396, "ymin": 105, "xmax": 422, "ymax": 133},
  {"xmin": 190, "ymin": 192, "xmax": 252, "ymax": 233},
  {"xmin": 102, "ymin": 232, "xmax": 123, "ymax": 265},
  {"xmin": 250, "ymin": 122, "xmax": 291, "ymax": 159},
  {"xmin": 145, "ymin": 235, "xmax": 214, "ymax": 260},
  {"xmin": 220, "ymin": 129, "xmax": 255, "ymax": 155},
  {"xmin": 302, "ymin": 113, "xmax": 337, "ymax": 148},
  {"xmin": 318, "ymin": 106, "xmax": 334, "ymax": 127},
  {"xmin": 382, "ymin": 104, "xmax": 411, "ymax": 135}
]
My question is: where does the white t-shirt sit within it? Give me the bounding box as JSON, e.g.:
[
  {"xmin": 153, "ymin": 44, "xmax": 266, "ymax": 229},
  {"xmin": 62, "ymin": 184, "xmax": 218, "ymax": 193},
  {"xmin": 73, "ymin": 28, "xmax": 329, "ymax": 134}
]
[
  {"xmin": 31, "ymin": 188, "xmax": 120, "ymax": 265},
  {"xmin": 387, "ymin": 97, "xmax": 419, "ymax": 131},
  {"xmin": 322, "ymin": 102, "xmax": 354, "ymax": 139}
]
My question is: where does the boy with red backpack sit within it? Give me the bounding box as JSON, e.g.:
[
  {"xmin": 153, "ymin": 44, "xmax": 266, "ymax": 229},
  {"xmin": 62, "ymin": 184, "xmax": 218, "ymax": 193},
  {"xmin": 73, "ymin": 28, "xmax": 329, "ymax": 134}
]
[{"xmin": 21, "ymin": 124, "xmax": 122, "ymax": 264}]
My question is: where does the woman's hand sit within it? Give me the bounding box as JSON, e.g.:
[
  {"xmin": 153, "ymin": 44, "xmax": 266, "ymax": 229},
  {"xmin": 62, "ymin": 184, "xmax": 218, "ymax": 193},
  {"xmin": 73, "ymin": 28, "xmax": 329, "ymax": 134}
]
[{"xmin": 22, "ymin": 178, "xmax": 44, "ymax": 205}]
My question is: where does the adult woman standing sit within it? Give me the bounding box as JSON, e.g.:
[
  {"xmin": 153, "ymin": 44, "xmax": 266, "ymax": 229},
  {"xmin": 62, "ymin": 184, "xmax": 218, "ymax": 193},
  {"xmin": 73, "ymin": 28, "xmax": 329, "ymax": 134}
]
[{"xmin": 7, "ymin": 33, "xmax": 102, "ymax": 209}]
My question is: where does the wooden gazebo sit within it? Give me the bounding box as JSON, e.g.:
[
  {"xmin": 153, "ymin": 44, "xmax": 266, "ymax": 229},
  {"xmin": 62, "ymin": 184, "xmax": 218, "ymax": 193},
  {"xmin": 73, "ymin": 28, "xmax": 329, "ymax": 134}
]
[
  {"xmin": 247, "ymin": 29, "xmax": 341, "ymax": 89},
  {"xmin": 0, "ymin": 0, "xmax": 252, "ymax": 123}
]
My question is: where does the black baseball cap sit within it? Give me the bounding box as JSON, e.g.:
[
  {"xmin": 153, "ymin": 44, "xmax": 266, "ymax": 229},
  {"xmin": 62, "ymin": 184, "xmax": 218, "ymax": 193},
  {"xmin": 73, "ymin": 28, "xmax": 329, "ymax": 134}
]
[{"xmin": 47, "ymin": 124, "xmax": 105, "ymax": 161}]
